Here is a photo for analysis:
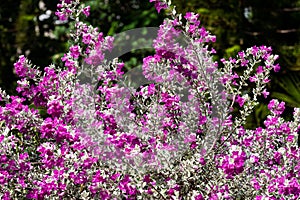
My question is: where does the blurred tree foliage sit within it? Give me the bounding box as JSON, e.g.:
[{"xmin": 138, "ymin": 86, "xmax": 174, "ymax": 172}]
[
  {"xmin": 0, "ymin": 0, "xmax": 67, "ymax": 94},
  {"xmin": 0, "ymin": 0, "xmax": 299, "ymax": 129}
]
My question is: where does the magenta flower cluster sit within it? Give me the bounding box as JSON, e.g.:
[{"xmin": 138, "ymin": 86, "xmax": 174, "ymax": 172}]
[{"xmin": 0, "ymin": 0, "xmax": 299, "ymax": 199}]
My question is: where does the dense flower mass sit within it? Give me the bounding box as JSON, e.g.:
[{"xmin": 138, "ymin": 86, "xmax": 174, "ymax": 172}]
[{"xmin": 0, "ymin": 0, "xmax": 299, "ymax": 199}]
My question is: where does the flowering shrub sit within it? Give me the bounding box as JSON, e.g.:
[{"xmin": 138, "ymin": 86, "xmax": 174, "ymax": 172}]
[{"xmin": 0, "ymin": 0, "xmax": 299, "ymax": 199}]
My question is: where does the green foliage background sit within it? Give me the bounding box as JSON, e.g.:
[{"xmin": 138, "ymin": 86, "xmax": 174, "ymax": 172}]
[{"xmin": 0, "ymin": 0, "xmax": 299, "ymax": 129}]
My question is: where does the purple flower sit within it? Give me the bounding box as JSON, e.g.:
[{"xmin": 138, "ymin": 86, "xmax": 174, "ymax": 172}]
[
  {"xmin": 69, "ymin": 45, "xmax": 80, "ymax": 59},
  {"xmin": 92, "ymin": 170, "xmax": 106, "ymax": 184},
  {"xmin": 262, "ymin": 89, "xmax": 269, "ymax": 98},
  {"xmin": 268, "ymin": 99, "xmax": 285, "ymax": 115},
  {"xmin": 195, "ymin": 194, "xmax": 204, "ymax": 200},
  {"xmin": 149, "ymin": 0, "xmax": 168, "ymax": 13},
  {"xmin": 256, "ymin": 66, "xmax": 264, "ymax": 74},
  {"xmin": 238, "ymin": 51, "xmax": 245, "ymax": 58},
  {"xmin": 82, "ymin": 6, "xmax": 90, "ymax": 17},
  {"xmin": 236, "ymin": 95, "xmax": 245, "ymax": 107},
  {"xmin": 55, "ymin": 11, "xmax": 67, "ymax": 21},
  {"xmin": 82, "ymin": 33, "xmax": 92, "ymax": 44},
  {"xmin": 268, "ymin": 99, "xmax": 276, "ymax": 110},
  {"xmin": 251, "ymin": 46, "xmax": 259, "ymax": 56},
  {"xmin": 185, "ymin": 12, "xmax": 198, "ymax": 22},
  {"xmin": 249, "ymin": 75, "xmax": 257, "ymax": 82},
  {"xmin": 47, "ymin": 98, "xmax": 64, "ymax": 118},
  {"xmin": 147, "ymin": 83, "xmax": 156, "ymax": 95},
  {"xmin": 14, "ymin": 55, "xmax": 27, "ymax": 77},
  {"xmin": 2, "ymin": 192, "xmax": 11, "ymax": 200},
  {"xmin": 255, "ymin": 196, "xmax": 263, "ymax": 200},
  {"xmin": 273, "ymin": 63, "xmax": 280, "ymax": 72}
]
